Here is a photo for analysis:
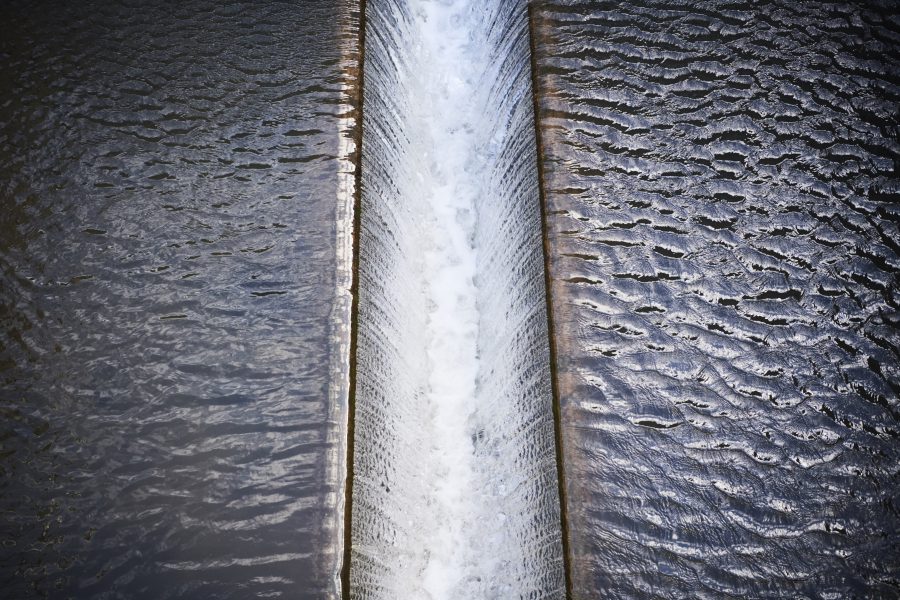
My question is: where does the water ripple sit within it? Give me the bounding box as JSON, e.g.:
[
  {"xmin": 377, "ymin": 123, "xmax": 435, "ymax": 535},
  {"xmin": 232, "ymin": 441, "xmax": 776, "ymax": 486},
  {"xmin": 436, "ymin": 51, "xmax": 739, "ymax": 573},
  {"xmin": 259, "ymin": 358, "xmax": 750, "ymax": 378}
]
[
  {"xmin": 534, "ymin": 1, "xmax": 900, "ymax": 597},
  {"xmin": 0, "ymin": 0, "xmax": 359, "ymax": 597}
]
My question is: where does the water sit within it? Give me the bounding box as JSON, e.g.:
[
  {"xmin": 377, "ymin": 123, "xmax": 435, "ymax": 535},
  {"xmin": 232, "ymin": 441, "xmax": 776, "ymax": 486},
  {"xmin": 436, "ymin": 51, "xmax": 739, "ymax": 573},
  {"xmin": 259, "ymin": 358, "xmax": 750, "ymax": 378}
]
[
  {"xmin": 409, "ymin": 2, "xmax": 485, "ymax": 594},
  {"xmin": 532, "ymin": 1, "xmax": 900, "ymax": 597},
  {"xmin": 3, "ymin": 0, "xmax": 898, "ymax": 597},
  {"xmin": 0, "ymin": 1, "xmax": 359, "ymax": 596},
  {"xmin": 349, "ymin": 0, "xmax": 564, "ymax": 597}
]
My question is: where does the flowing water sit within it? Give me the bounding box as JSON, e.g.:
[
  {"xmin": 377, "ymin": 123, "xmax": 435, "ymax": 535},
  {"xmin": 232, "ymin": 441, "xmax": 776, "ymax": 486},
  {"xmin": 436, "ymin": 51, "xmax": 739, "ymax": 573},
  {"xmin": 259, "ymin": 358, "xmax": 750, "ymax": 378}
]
[
  {"xmin": 0, "ymin": 1, "xmax": 359, "ymax": 596},
  {"xmin": 2, "ymin": 0, "xmax": 899, "ymax": 598},
  {"xmin": 349, "ymin": 0, "xmax": 564, "ymax": 597},
  {"xmin": 532, "ymin": 1, "xmax": 900, "ymax": 597}
]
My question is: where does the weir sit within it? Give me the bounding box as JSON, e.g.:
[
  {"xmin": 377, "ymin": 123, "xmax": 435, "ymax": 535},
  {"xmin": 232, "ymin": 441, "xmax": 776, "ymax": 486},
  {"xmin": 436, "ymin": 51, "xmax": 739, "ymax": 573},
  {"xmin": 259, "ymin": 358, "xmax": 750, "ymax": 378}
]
[{"xmin": 347, "ymin": 0, "xmax": 565, "ymax": 597}]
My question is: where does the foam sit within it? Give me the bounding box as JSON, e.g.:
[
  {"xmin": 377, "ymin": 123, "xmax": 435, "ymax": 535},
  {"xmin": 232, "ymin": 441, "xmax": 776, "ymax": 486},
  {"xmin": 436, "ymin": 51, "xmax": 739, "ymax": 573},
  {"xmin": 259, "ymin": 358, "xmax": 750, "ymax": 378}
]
[{"xmin": 349, "ymin": 0, "xmax": 565, "ymax": 597}]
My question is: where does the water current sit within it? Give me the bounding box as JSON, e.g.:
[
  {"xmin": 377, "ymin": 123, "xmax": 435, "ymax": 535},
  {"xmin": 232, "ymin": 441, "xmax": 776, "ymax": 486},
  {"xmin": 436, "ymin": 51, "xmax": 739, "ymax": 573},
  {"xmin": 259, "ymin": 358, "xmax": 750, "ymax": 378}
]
[
  {"xmin": 1, "ymin": 0, "xmax": 898, "ymax": 598},
  {"xmin": 349, "ymin": 0, "xmax": 564, "ymax": 597}
]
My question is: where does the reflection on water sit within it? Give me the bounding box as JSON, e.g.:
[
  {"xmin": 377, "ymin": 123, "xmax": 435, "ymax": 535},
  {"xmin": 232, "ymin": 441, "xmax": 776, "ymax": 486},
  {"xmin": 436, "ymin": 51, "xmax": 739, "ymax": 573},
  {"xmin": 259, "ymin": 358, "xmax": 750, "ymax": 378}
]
[
  {"xmin": 0, "ymin": 0, "xmax": 358, "ymax": 596},
  {"xmin": 2, "ymin": 0, "xmax": 898, "ymax": 596},
  {"xmin": 533, "ymin": 1, "xmax": 900, "ymax": 597}
]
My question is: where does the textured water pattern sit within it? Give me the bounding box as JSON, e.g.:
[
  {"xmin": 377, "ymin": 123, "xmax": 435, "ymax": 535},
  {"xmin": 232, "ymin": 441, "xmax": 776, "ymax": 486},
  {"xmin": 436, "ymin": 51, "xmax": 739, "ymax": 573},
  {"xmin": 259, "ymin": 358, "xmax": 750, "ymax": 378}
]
[
  {"xmin": 349, "ymin": 0, "xmax": 564, "ymax": 597},
  {"xmin": 0, "ymin": 0, "xmax": 359, "ymax": 596},
  {"xmin": 532, "ymin": 1, "xmax": 900, "ymax": 597}
]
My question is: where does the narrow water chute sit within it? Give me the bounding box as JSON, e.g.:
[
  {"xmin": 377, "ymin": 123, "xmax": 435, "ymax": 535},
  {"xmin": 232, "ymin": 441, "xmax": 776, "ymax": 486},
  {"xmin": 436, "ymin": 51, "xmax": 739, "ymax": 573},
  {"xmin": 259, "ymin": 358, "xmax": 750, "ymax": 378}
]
[{"xmin": 348, "ymin": 0, "xmax": 565, "ymax": 596}]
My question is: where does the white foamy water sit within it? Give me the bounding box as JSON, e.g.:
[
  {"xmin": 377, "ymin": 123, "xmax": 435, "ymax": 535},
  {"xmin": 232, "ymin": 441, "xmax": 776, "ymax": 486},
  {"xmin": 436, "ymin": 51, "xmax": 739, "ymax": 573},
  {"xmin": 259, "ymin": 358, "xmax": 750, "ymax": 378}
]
[
  {"xmin": 408, "ymin": 1, "xmax": 485, "ymax": 597},
  {"xmin": 350, "ymin": 0, "xmax": 565, "ymax": 596}
]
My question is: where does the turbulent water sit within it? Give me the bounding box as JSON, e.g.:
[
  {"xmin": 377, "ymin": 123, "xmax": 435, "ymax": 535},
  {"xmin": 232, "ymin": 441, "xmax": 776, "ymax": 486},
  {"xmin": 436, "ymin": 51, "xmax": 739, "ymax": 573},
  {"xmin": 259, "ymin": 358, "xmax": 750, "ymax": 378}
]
[
  {"xmin": 0, "ymin": 1, "xmax": 359, "ymax": 597},
  {"xmin": 532, "ymin": 1, "xmax": 900, "ymax": 597},
  {"xmin": 349, "ymin": 0, "xmax": 564, "ymax": 597},
  {"xmin": 2, "ymin": 0, "xmax": 899, "ymax": 598}
]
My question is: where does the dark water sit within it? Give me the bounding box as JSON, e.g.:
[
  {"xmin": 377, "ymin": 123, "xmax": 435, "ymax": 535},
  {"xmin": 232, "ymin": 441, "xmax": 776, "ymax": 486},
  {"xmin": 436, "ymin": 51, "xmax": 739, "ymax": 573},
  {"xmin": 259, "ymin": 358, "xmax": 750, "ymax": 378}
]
[
  {"xmin": 533, "ymin": 0, "xmax": 900, "ymax": 597},
  {"xmin": 0, "ymin": 1, "xmax": 358, "ymax": 597},
  {"xmin": 3, "ymin": 0, "xmax": 900, "ymax": 597}
]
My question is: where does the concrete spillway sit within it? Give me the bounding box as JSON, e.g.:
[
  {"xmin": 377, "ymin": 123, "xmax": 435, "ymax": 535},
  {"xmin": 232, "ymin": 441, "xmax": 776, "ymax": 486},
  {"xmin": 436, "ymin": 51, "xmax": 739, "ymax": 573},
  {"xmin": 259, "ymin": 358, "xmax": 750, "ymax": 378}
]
[{"xmin": 347, "ymin": 0, "xmax": 565, "ymax": 597}]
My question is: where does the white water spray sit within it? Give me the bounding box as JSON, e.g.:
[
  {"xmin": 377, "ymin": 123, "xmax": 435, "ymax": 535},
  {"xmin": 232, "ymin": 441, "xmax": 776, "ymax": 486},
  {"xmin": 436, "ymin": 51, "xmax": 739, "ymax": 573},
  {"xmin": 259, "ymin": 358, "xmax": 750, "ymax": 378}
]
[
  {"xmin": 350, "ymin": 0, "xmax": 565, "ymax": 596},
  {"xmin": 409, "ymin": 1, "xmax": 485, "ymax": 597}
]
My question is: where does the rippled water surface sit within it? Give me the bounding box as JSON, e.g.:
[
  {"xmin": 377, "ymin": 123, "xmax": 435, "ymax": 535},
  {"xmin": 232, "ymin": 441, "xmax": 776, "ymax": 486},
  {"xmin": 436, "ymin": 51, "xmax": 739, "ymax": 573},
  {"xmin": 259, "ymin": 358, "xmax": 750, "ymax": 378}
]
[
  {"xmin": 533, "ymin": 1, "xmax": 900, "ymax": 597},
  {"xmin": 4, "ymin": 0, "xmax": 900, "ymax": 597},
  {"xmin": 0, "ymin": 1, "xmax": 358, "ymax": 597}
]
